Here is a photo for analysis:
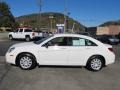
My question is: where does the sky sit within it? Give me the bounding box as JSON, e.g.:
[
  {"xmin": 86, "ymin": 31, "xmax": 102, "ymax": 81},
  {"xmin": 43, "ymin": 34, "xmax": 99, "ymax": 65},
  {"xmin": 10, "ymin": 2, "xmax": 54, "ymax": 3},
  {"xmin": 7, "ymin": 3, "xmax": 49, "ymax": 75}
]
[{"xmin": 4, "ymin": 0, "xmax": 120, "ymax": 27}]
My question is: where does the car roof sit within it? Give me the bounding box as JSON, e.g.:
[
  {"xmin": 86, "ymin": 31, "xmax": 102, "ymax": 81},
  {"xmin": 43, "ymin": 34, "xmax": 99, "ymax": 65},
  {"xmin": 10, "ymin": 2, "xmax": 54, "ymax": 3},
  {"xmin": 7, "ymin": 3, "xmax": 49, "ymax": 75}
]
[
  {"xmin": 54, "ymin": 33, "xmax": 87, "ymax": 37},
  {"xmin": 53, "ymin": 33, "xmax": 92, "ymax": 39}
]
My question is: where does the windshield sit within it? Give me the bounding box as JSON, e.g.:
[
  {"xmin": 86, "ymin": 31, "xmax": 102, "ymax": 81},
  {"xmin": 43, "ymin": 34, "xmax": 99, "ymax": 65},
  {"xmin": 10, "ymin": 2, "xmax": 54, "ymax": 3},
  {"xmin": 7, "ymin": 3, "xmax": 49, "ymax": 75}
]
[
  {"xmin": 14, "ymin": 29, "xmax": 19, "ymax": 32},
  {"xmin": 33, "ymin": 35, "xmax": 53, "ymax": 44}
]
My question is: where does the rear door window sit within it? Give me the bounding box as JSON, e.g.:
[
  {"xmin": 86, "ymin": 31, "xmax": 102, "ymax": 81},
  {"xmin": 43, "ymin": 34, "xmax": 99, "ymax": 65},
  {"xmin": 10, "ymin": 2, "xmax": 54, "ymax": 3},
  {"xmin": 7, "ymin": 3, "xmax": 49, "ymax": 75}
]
[
  {"xmin": 72, "ymin": 37, "xmax": 85, "ymax": 46},
  {"xmin": 71, "ymin": 37, "xmax": 97, "ymax": 46}
]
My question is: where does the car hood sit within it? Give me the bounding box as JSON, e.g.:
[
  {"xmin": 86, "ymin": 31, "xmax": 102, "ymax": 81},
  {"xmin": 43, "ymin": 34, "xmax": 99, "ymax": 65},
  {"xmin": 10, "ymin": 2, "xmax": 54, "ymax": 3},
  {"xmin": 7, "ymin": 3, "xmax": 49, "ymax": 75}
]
[
  {"xmin": 11, "ymin": 42, "xmax": 36, "ymax": 48},
  {"xmin": 9, "ymin": 32, "xmax": 14, "ymax": 34}
]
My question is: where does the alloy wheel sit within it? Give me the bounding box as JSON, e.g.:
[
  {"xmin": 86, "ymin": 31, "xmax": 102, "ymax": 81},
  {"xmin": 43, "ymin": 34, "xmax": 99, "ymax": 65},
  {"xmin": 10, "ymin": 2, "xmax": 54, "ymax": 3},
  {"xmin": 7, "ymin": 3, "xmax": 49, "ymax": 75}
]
[
  {"xmin": 90, "ymin": 58, "xmax": 102, "ymax": 71},
  {"xmin": 20, "ymin": 56, "xmax": 32, "ymax": 69}
]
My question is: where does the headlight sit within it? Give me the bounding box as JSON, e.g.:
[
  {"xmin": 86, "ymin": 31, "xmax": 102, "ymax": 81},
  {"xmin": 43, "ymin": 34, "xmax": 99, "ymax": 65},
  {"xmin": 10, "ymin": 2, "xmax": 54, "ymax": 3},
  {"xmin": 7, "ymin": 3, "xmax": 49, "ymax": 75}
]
[{"xmin": 8, "ymin": 47, "xmax": 15, "ymax": 53}]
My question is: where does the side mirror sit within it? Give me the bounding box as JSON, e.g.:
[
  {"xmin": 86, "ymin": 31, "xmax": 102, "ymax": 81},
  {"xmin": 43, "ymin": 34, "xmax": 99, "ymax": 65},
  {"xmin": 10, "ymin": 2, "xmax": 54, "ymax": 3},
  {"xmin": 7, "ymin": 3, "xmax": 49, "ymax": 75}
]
[
  {"xmin": 45, "ymin": 43, "xmax": 49, "ymax": 48},
  {"xmin": 45, "ymin": 42, "xmax": 52, "ymax": 48}
]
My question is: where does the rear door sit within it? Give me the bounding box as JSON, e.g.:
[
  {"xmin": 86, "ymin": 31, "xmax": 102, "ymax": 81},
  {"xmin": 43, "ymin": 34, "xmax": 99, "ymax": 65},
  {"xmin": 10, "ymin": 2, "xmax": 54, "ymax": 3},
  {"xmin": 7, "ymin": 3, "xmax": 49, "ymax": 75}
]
[
  {"xmin": 24, "ymin": 29, "xmax": 32, "ymax": 38},
  {"xmin": 67, "ymin": 37, "xmax": 98, "ymax": 66}
]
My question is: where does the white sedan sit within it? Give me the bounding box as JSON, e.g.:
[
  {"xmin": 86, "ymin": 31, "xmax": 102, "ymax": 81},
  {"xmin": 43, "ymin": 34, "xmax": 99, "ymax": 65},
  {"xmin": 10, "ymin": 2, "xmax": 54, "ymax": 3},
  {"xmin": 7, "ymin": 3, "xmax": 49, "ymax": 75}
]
[{"xmin": 6, "ymin": 34, "xmax": 115, "ymax": 71}]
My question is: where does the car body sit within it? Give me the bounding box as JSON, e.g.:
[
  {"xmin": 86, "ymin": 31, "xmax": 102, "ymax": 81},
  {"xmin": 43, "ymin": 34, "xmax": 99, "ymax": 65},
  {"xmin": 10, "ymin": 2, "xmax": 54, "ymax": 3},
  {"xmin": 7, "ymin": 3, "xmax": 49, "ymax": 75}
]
[
  {"xmin": 6, "ymin": 34, "xmax": 115, "ymax": 71},
  {"xmin": 108, "ymin": 35, "xmax": 119, "ymax": 44},
  {"xmin": 116, "ymin": 33, "xmax": 120, "ymax": 43},
  {"xmin": 8, "ymin": 26, "xmax": 43, "ymax": 41}
]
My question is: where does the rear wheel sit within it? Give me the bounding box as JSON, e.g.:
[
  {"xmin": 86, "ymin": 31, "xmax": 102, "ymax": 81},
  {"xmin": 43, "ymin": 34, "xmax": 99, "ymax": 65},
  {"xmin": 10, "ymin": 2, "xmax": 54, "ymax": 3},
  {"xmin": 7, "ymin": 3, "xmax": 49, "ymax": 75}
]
[
  {"xmin": 25, "ymin": 36, "xmax": 30, "ymax": 41},
  {"xmin": 18, "ymin": 54, "xmax": 37, "ymax": 70},
  {"xmin": 86, "ymin": 56, "xmax": 104, "ymax": 71}
]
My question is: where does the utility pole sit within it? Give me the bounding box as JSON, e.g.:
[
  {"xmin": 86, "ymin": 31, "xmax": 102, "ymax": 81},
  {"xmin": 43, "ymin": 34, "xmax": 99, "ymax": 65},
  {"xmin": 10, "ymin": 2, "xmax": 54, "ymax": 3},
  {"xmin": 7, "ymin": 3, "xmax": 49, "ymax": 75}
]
[
  {"xmin": 64, "ymin": 0, "xmax": 67, "ymax": 33},
  {"xmin": 49, "ymin": 14, "xmax": 54, "ymax": 32},
  {"xmin": 66, "ymin": 12, "xmax": 70, "ymax": 32},
  {"xmin": 72, "ymin": 23, "xmax": 75, "ymax": 33},
  {"xmin": 38, "ymin": 0, "xmax": 42, "ymax": 31},
  {"xmin": 64, "ymin": 0, "xmax": 70, "ymax": 33}
]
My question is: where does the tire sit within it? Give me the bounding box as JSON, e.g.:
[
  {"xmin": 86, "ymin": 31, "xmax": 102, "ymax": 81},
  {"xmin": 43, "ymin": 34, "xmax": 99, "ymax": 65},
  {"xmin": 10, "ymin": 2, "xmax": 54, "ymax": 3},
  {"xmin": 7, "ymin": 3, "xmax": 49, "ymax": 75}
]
[
  {"xmin": 18, "ymin": 53, "xmax": 37, "ymax": 70},
  {"xmin": 25, "ymin": 36, "xmax": 30, "ymax": 41},
  {"xmin": 9, "ymin": 35, "xmax": 13, "ymax": 40},
  {"xmin": 86, "ymin": 56, "xmax": 104, "ymax": 71}
]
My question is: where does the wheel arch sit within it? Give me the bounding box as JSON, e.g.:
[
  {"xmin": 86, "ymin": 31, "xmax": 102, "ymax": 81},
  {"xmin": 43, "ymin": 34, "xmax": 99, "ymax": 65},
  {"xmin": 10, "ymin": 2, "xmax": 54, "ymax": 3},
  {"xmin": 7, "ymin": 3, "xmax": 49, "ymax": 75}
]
[
  {"xmin": 25, "ymin": 35, "xmax": 31, "ymax": 41},
  {"xmin": 86, "ymin": 54, "xmax": 106, "ymax": 67},
  {"xmin": 9, "ymin": 34, "xmax": 12, "ymax": 36},
  {"xmin": 9, "ymin": 34, "xmax": 13, "ymax": 37},
  {"xmin": 15, "ymin": 52, "xmax": 37, "ymax": 66},
  {"xmin": 25, "ymin": 35, "xmax": 31, "ymax": 38}
]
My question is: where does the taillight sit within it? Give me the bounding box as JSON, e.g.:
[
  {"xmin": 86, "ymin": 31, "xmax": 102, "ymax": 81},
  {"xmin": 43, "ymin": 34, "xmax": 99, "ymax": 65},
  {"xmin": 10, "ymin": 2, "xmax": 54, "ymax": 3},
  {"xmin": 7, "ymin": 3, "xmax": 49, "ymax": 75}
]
[
  {"xmin": 32, "ymin": 32, "xmax": 35, "ymax": 36},
  {"xmin": 108, "ymin": 48, "xmax": 114, "ymax": 53}
]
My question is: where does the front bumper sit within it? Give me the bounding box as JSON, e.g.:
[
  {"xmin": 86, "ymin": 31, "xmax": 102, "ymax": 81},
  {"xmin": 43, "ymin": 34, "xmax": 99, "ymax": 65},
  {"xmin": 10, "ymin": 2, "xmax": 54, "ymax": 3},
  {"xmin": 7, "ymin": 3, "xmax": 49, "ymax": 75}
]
[{"xmin": 5, "ymin": 53, "xmax": 16, "ymax": 65}]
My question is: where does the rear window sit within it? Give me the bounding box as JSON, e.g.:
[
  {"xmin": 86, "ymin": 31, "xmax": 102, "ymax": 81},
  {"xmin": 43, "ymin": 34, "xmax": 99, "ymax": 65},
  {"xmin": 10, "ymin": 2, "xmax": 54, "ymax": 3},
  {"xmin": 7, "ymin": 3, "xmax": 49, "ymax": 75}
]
[{"xmin": 24, "ymin": 29, "xmax": 32, "ymax": 32}]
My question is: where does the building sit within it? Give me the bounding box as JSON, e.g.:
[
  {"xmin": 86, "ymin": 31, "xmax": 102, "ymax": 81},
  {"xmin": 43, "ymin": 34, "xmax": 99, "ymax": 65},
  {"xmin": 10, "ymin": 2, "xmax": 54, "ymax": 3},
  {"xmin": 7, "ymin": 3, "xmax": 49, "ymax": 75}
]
[
  {"xmin": 97, "ymin": 27, "xmax": 109, "ymax": 35},
  {"xmin": 97, "ymin": 25, "xmax": 120, "ymax": 35}
]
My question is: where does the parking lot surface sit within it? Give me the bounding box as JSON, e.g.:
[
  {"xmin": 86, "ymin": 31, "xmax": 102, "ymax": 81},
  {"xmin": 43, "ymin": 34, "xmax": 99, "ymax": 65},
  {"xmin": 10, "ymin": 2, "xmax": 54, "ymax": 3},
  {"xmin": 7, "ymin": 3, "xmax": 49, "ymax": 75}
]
[{"xmin": 0, "ymin": 41, "xmax": 120, "ymax": 90}]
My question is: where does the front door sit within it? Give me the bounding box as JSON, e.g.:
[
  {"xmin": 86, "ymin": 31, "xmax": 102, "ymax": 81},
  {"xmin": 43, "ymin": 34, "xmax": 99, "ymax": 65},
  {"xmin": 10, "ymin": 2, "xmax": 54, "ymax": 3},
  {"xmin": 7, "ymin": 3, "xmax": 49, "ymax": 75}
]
[{"xmin": 38, "ymin": 37, "xmax": 70, "ymax": 65}]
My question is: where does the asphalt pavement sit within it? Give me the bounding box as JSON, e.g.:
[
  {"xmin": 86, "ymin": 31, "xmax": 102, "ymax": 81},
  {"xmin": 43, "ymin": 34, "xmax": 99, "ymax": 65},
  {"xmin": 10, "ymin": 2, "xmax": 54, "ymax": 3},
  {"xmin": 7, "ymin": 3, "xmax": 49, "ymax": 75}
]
[{"xmin": 0, "ymin": 57, "xmax": 120, "ymax": 90}]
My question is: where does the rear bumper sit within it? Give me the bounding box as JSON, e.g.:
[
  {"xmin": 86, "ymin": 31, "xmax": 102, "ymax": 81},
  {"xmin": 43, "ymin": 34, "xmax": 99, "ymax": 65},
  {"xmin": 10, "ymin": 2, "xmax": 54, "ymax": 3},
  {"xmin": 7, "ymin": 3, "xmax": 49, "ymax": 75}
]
[{"xmin": 105, "ymin": 53, "xmax": 115, "ymax": 65}]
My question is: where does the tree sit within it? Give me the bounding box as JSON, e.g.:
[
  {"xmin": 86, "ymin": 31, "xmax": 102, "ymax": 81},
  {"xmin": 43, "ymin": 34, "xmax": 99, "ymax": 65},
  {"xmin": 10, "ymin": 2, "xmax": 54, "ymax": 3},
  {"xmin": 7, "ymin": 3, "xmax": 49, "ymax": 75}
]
[{"xmin": 0, "ymin": 2, "xmax": 16, "ymax": 28}]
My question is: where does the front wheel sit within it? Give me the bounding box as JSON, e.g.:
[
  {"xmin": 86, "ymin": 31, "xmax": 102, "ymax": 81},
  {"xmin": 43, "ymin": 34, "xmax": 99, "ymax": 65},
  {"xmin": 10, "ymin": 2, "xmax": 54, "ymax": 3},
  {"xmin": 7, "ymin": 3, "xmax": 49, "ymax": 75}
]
[
  {"xmin": 86, "ymin": 56, "xmax": 104, "ymax": 71},
  {"xmin": 9, "ymin": 35, "xmax": 13, "ymax": 40},
  {"xmin": 18, "ymin": 54, "xmax": 37, "ymax": 70}
]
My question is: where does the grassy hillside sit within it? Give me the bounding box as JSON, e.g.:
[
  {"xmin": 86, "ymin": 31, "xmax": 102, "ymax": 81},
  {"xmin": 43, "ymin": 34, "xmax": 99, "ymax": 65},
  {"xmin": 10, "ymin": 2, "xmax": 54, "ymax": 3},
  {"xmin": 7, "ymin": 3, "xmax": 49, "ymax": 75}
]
[
  {"xmin": 16, "ymin": 12, "xmax": 85, "ymax": 32},
  {"xmin": 100, "ymin": 20, "xmax": 120, "ymax": 26}
]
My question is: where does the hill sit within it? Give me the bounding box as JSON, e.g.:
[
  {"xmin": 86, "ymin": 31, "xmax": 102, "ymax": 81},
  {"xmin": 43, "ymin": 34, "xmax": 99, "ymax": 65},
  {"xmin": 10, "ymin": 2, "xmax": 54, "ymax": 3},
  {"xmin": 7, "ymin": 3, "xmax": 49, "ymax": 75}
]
[
  {"xmin": 100, "ymin": 20, "xmax": 120, "ymax": 27},
  {"xmin": 16, "ymin": 12, "xmax": 85, "ymax": 32}
]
